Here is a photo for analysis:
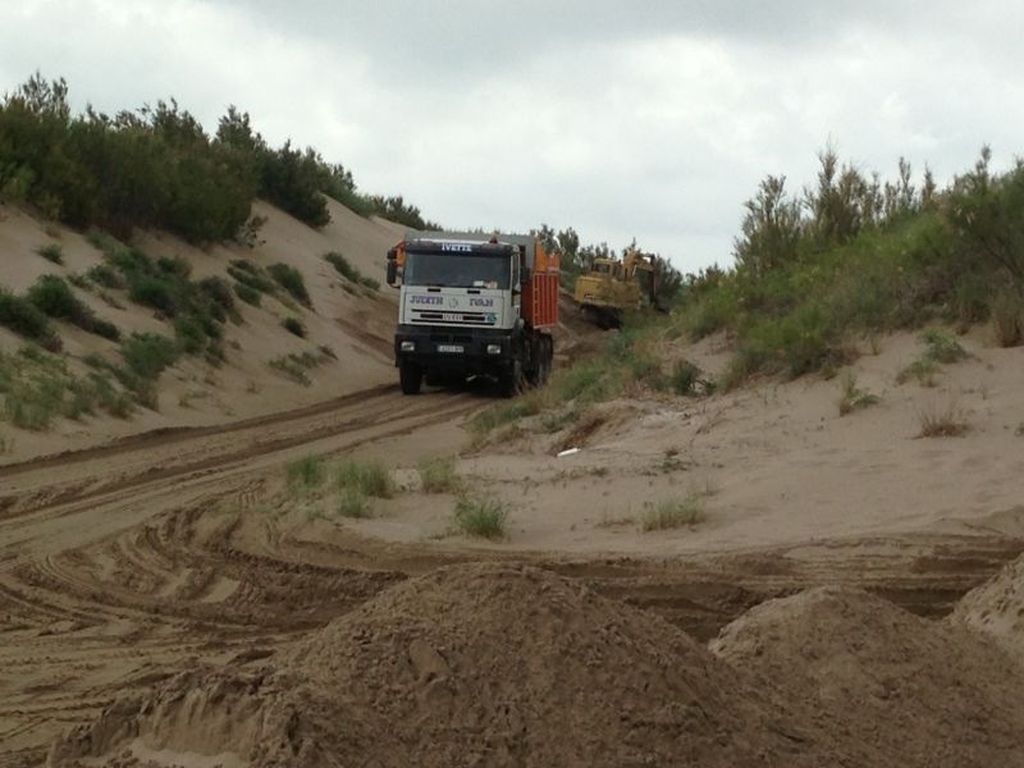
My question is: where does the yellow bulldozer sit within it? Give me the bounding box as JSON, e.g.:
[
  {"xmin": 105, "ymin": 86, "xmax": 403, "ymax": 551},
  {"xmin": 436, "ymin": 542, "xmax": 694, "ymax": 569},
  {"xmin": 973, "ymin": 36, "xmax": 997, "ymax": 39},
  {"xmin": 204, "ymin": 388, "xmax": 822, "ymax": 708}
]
[{"xmin": 572, "ymin": 249, "xmax": 658, "ymax": 328}]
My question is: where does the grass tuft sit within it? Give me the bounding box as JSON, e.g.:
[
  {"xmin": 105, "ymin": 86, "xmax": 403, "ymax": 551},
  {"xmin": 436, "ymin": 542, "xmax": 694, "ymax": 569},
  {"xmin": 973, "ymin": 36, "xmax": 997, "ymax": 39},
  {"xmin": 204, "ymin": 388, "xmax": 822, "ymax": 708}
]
[
  {"xmin": 267, "ymin": 263, "xmax": 311, "ymax": 308},
  {"xmin": 336, "ymin": 460, "xmax": 394, "ymax": 498},
  {"xmin": 917, "ymin": 400, "xmax": 970, "ymax": 438},
  {"xmin": 417, "ymin": 455, "xmax": 461, "ymax": 493},
  {"xmin": 640, "ymin": 495, "xmax": 705, "ymax": 532},
  {"xmin": 325, "ymin": 252, "xmax": 380, "ymax": 292},
  {"xmin": 837, "ymin": 372, "xmax": 880, "ymax": 416},
  {"xmin": 268, "ymin": 348, "xmax": 333, "ymax": 385},
  {"xmin": 287, "ymin": 454, "xmax": 325, "ymax": 491},
  {"xmin": 452, "ymin": 495, "xmax": 508, "ymax": 539},
  {"xmin": 324, "ymin": 251, "xmax": 358, "ymax": 281},
  {"xmin": 920, "ymin": 329, "xmax": 968, "ymax": 364},
  {"xmin": 337, "ymin": 488, "xmax": 372, "ymax": 518},
  {"xmin": 36, "ymin": 243, "xmax": 64, "ymax": 264},
  {"xmin": 282, "ymin": 316, "xmax": 306, "ymax": 338},
  {"xmin": 0, "ymin": 346, "xmax": 130, "ymax": 429},
  {"xmin": 896, "ymin": 358, "xmax": 938, "ymax": 387}
]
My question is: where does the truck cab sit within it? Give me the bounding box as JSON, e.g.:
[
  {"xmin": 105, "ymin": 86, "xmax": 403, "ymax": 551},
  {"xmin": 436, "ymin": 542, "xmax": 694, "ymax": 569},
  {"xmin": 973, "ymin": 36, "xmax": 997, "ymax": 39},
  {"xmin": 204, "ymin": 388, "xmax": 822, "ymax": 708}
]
[{"xmin": 387, "ymin": 232, "xmax": 557, "ymax": 396}]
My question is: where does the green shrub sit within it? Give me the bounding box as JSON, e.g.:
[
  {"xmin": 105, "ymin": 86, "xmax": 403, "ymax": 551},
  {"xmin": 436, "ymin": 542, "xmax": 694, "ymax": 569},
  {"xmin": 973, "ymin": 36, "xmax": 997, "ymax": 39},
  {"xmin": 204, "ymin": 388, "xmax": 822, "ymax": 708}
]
[
  {"xmin": 417, "ymin": 456, "xmax": 461, "ymax": 493},
  {"xmin": 268, "ymin": 263, "xmax": 311, "ymax": 307},
  {"xmin": 120, "ymin": 332, "xmax": 178, "ymax": 380},
  {"xmin": 896, "ymin": 331, "xmax": 967, "ymax": 387},
  {"xmin": 920, "ymin": 329, "xmax": 968, "ymax": 363},
  {"xmin": 669, "ymin": 360, "xmax": 697, "ymax": 395},
  {"xmin": 25, "ymin": 274, "xmax": 118, "ymax": 339},
  {"xmin": 197, "ymin": 276, "xmax": 235, "ymax": 314},
  {"xmin": 452, "ymin": 495, "xmax": 508, "ymax": 539},
  {"xmin": 991, "ymin": 290, "xmax": 1023, "ymax": 347},
  {"xmin": 157, "ymin": 256, "xmax": 191, "ymax": 279},
  {"xmin": 227, "ymin": 261, "xmax": 277, "ymax": 296},
  {"xmin": 228, "ymin": 266, "xmax": 275, "ymax": 294},
  {"xmin": 640, "ymin": 496, "xmax": 705, "ymax": 532},
  {"xmin": 336, "ymin": 460, "xmax": 394, "ymax": 498},
  {"xmin": 129, "ymin": 274, "xmax": 178, "ymax": 315},
  {"xmin": 287, "ymin": 454, "xmax": 325, "ymax": 491},
  {"xmin": 228, "ymin": 258, "xmax": 258, "ymax": 275},
  {"xmin": 325, "ymin": 251, "xmax": 359, "ymax": 282},
  {"xmin": 269, "ymin": 355, "xmax": 311, "ymax": 385},
  {"xmin": 89, "ymin": 318, "xmax": 120, "ymax": 341},
  {"xmin": 368, "ymin": 194, "xmax": 440, "ymax": 230},
  {"xmin": 36, "ymin": 243, "xmax": 63, "ymax": 264},
  {"xmin": 2, "ymin": 76, "xmax": 436, "ymax": 247},
  {"xmin": 174, "ymin": 315, "xmax": 207, "ymax": 354},
  {"xmin": 91, "ymin": 245, "xmax": 227, "ymax": 354},
  {"xmin": 67, "ymin": 272, "xmax": 91, "ymax": 291},
  {"xmin": 0, "ymin": 76, "xmax": 253, "ymax": 243},
  {"xmin": 86, "ymin": 263, "xmax": 123, "ymax": 289},
  {"xmin": 234, "ymin": 282, "xmax": 261, "ymax": 306},
  {"xmin": 282, "ymin": 316, "xmax": 306, "ymax": 337},
  {"xmin": 0, "ymin": 290, "xmax": 59, "ymax": 350},
  {"xmin": 27, "ymin": 275, "xmax": 82, "ymax": 318}
]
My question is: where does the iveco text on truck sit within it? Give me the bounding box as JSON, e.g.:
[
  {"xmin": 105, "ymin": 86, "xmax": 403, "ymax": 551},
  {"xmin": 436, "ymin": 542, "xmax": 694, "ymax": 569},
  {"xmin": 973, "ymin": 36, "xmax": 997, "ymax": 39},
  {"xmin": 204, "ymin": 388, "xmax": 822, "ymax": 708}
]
[{"xmin": 386, "ymin": 232, "xmax": 559, "ymax": 396}]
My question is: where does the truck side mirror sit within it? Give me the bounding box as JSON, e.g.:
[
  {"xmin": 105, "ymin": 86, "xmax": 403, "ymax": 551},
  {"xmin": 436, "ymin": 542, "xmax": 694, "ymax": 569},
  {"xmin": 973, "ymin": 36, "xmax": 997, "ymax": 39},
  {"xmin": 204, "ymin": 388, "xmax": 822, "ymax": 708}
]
[{"xmin": 386, "ymin": 250, "xmax": 398, "ymax": 287}]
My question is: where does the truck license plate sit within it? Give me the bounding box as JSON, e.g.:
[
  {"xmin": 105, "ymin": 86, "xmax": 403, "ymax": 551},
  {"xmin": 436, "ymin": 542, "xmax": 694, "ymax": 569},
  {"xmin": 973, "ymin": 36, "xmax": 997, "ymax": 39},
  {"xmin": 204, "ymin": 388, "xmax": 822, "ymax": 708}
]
[{"xmin": 437, "ymin": 344, "xmax": 464, "ymax": 353}]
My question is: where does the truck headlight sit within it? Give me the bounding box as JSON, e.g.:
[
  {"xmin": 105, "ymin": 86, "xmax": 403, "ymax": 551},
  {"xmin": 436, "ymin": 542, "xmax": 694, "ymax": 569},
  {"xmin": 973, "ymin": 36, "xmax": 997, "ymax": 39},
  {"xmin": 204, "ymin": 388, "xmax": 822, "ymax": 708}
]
[
  {"xmin": 486, "ymin": 343, "xmax": 501, "ymax": 355},
  {"xmin": 400, "ymin": 341, "xmax": 416, "ymax": 352}
]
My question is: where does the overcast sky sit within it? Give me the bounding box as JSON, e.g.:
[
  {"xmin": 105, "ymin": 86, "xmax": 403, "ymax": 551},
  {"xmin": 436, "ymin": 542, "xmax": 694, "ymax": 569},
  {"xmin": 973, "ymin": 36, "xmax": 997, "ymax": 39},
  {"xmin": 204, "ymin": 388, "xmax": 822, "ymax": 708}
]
[{"xmin": 1, "ymin": 1, "xmax": 1021, "ymax": 272}]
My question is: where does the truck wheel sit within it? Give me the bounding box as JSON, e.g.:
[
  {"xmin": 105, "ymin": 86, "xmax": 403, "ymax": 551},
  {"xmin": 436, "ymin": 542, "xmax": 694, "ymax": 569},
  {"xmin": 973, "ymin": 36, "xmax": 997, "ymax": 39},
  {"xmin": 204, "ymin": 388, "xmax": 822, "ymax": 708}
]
[
  {"xmin": 540, "ymin": 337, "xmax": 553, "ymax": 384},
  {"xmin": 399, "ymin": 361, "xmax": 423, "ymax": 395},
  {"xmin": 501, "ymin": 360, "xmax": 524, "ymax": 398},
  {"xmin": 525, "ymin": 336, "xmax": 542, "ymax": 387}
]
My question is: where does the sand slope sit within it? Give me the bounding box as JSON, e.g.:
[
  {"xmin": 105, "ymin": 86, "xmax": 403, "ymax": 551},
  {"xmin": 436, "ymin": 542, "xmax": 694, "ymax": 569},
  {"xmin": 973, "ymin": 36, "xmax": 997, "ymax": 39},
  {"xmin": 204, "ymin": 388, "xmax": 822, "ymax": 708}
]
[{"xmin": 0, "ymin": 197, "xmax": 405, "ymax": 462}]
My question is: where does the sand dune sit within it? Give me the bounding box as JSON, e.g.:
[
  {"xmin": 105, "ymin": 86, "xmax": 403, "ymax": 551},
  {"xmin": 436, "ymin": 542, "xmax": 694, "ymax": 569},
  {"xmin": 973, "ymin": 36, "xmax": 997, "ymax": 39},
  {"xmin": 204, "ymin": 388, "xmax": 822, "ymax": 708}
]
[{"xmin": 0, "ymin": 198, "xmax": 404, "ymax": 462}]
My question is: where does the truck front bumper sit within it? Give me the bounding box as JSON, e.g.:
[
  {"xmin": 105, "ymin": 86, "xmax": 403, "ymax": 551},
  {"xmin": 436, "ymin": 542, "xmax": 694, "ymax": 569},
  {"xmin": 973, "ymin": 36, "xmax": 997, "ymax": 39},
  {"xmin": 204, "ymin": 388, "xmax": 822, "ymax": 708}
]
[{"xmin": 394, "ymin": 325, "xmax": 515, "ymax": 376}]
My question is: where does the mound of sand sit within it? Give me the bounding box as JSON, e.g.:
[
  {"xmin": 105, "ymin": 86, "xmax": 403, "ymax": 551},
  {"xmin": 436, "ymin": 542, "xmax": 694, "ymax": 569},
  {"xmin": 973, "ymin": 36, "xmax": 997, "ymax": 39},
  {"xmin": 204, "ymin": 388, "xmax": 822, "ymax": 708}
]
[
  {"xmin": 51, "ymin": 564, "xmax": 837, "ymax": 767},
  {"xmin": 953, "ymin": 552, "xmax": 1024, "ymax": 665},
  {"xmin": 710, "ymin": 586, "xmax": 1024, "ymax": 768}
]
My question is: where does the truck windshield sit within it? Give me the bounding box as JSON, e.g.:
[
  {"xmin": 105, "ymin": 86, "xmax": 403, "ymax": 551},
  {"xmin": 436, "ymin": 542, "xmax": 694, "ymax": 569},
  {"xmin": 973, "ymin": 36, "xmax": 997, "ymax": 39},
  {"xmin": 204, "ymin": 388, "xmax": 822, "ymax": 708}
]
[{"xmin": 404, "ymin": 253, "xmax": 510, "ymax": 289}]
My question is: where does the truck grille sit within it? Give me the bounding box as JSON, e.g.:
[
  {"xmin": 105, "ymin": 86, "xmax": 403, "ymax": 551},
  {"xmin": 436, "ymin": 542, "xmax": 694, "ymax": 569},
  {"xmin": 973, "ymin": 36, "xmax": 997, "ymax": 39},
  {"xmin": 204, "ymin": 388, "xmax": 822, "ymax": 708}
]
[
  {"xmin": 429, "ymin": 333, "xmax": 474, "ymax": 344},
  {"xmin": 411, "ymin": 310, "xmax": 493, "ymax": 325}
]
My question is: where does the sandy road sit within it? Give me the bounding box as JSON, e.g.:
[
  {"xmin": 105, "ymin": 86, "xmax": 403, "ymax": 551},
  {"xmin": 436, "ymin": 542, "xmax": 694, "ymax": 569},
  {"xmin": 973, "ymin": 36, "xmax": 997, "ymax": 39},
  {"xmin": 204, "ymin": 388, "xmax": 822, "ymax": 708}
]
[
  {"xmin": 0, "ymin": 383, "xmax": 1021, "ymax": 766},
  {"xmin": 0, "ymin": 384, "xmax": 481, "ymax": 765},
  {"xmin": 0, "ymin": 384, "xmax": 480, "ymax": 553}
]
